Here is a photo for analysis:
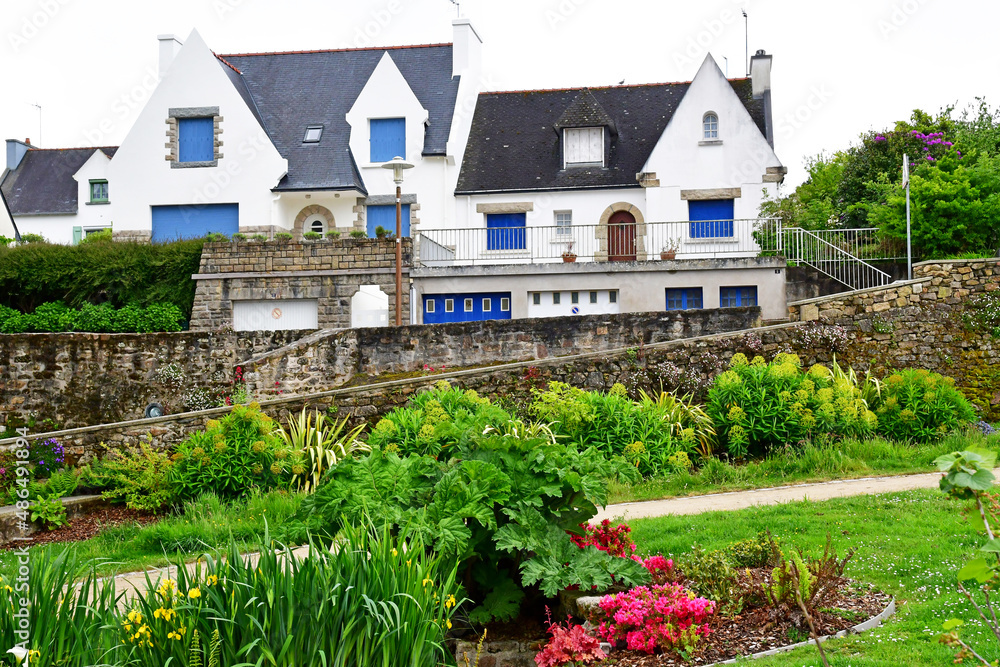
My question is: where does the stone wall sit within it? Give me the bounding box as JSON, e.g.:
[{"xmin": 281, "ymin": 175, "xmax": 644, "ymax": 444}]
[
  {"xmin": 0, "ymin": 330, "xmax": 309, "ymax": 430},
  {"xmin": 243, "ymin": 307, "xmax": 763, "ymax": 397},
  {"xmin": 189, "ymin": 238, "xmax": 412, "ymax": 330},
  {"xmin": 4, "ymin": 259, "xmax": 999, "ymax": 460}
]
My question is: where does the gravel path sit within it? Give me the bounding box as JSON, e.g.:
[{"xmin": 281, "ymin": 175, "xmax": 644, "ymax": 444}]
[{"xmin": 593, "ymin": 469, "xmax": 981, "ymax": 522}]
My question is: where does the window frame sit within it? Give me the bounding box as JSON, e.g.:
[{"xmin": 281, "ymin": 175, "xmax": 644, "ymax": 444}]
[
  {"xmin": 609, "ymin": 290, "xmax": 618, "ymax": 304},
  {"xmin": 703, "ymin": 112, "xmax": 719, "ymax": 140},
  {"xmin": 553, "ymin": 292, "xmax": 561, "ymax": 305},
  {"xmin": 445, "ymin": 298, "xmax": 454, "ymax": 313},
  {"xmin": 563, "ymin": 127, "xmax": 604, "ymax": 168},
  {"xmin": 500, "ymin": 297, "xmax": 510, "ymax": 312},
  {"xmin": 554, "ymin": 210, "xmax": 573, "ymax": 236},
  {"xmin": 590, "ymin": 291, "xmax": 598, "ymax": 304},
  {"xmin": 720, "ymin": 286, "xmax": 759, "ymax": 308},
  {"xmin": 482, "ymin": 298, "xmax": 492, "ymax": 312},
  {"xmin": 89, "ymin": 179, "xmax": 109, "ymax": 204},
  {"xmin": 425, "ymin": 298, "xmax": 435, "ymax": 314},
  {"xmin": 464, "ymin": 298, "xmax": 474, "ymax": 312},
  {"xmin": 532, "ymin": 293, "xmax": 541, "ymax": 306},
  {"xmin": 303, "ymin": 125, "xmax": 324, "ymax": 143},
  {"xmin": 666, "ymin": 287, "xmax": 704, "ymax": 311}
]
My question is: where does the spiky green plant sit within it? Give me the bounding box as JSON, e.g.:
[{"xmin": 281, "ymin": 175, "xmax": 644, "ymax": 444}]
[{"xmin": 278, "ymin": 408, "xmax": 368, "ymax": 492}]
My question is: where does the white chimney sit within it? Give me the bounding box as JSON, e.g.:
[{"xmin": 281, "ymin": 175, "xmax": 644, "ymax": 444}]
[
  {"xmin": 750, "ymin": 49, "xmax": 772, "ymax": 98},
  {"xmin": 451, "ymin": 18, "xmax": 482, "ymax": 78},
  {"xmin": 158, "ymin": 34, "xmax": 184, "ymax": 79}
]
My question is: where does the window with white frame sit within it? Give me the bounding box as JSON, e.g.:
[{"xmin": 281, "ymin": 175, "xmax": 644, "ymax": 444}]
[
  {"xmin": 425, "ymin": 299, "xmax": 435, "ymax": 313},
  {"xmin": 501, "ymin": 298, "xmax": 510, "ymax": 312},
  {"xmin": 563, "ymin": 127, "xmax": 604, "ymax": 167},
  {"xmin": 445, "ymin": 299, "xmax": 454, "ymax": 313},
  {"xmin": 464, "ymin": 298, "xmax": 474, "ymax": 312},
  {"xmin": 555, "ymin": 210, "xmax": 572, "ymax": 236},
  {"xmin": 305, "ymin": 216, "xmax": 326, "ymax": 235},
  {"xmin": 483, "ymin": 298, "xmax": 492, "ymax": 312},
  {"xmin": 703, "ymin": 113, "xmax": 719, "ymax": 140}
]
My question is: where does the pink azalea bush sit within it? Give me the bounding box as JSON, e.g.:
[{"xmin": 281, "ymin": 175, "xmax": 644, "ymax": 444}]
[
  {"xmin": 535, "ymin": 619, "xmax": 606, "ymax": 667},
  {"xmin": 571, "ymin": 521, "xmax": 679, "ymax": 584},
  {"xmin": 595, "ymin": 583, "xmax": 716, "ymax": 655}
]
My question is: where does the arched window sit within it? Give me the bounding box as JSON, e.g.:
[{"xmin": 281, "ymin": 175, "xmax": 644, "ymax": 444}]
[
  {"xmin": 703, "ymin": 113, "xmax": 719, "ymax": 140},
  {"xmin": 305, "ymin": 216, "xmax": 326, "ymax": 235}
]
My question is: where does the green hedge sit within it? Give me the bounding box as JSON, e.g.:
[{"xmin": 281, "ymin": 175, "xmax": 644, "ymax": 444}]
[
  {"xmin": 0, "ymin": 237, "xmax": 204, "ymax": 318},
  {"xmin": 0, "ymin": 301, "xmax": 184, "ymax": 333}
]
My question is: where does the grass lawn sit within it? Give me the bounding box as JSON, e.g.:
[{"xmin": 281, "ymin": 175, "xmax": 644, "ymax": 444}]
[
  {"xmin": 629, "ymin": 488, "xmax": 993, "ymax": 666},
  {"xmin": 0, "ymin": 490, "xmax": 303, "ymax": 578},
  {"xmin": 609, "ymin": 431, "xmax": 1000, "ymax": 505}
]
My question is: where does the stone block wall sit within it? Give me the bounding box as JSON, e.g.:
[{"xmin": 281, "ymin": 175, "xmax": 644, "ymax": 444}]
[
  {"xmin": 189, "ymin": 238, "xmax": 412, "ymax": 330},
  {"xmin": 0, "ymin": 330, "xmax": 309, "ymax": 430},
  {"xmin": 242, "ymin": 307, "xmax": 763, "ymax": 397}
]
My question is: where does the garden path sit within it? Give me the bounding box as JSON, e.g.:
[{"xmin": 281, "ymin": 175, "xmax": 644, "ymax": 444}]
[{"xmin": 595, "ymin": 469, "xmax": 999, "ymax": 522}]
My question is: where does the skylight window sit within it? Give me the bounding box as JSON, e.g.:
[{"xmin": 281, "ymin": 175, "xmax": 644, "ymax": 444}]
[{"xmin": 303, "ymin": 126, "xmax": 324, "ymax": 143}]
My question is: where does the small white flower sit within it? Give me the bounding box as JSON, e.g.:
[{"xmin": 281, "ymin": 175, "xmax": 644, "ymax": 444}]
[{"xmin": 7, "ymin": 647, "xmax": 28, "ymax": 665}]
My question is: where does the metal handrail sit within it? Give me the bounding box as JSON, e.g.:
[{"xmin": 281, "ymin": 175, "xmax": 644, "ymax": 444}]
[{"xmin": 783, "ymin": 227, "xmax": 893, "ymax": 290}]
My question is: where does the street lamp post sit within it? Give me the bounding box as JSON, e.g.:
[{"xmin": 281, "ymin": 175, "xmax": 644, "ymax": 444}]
[{"xmin": 381, "ymin": 156, "xmax": 414, "ymax": 326}]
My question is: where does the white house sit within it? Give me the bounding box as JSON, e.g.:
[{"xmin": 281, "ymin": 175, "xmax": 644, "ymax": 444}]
[
  {"xmin": 104, "ymin": 21, "xmax": 482, "ymax": 243},
  {"xmin": 412, "ymin": 51, "xmax": 789, "ymax": 323},
  {"xmin": 1, "ymin": 140, "xmax": 115, "ymax": 244}
]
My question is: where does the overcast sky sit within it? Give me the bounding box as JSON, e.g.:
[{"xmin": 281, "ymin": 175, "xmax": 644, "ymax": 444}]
[{"xmin": 3, "ymin": 0, "xmax": 996, "ymax": 189}]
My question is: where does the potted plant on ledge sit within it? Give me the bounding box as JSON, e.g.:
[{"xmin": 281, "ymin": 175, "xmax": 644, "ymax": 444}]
[
  {"xmin": 562, "ymin": 242, "xmax": 577, "ymax": 263},
  {"xmin": 661, "ymin": 238, "xmax": 680, "ymax": 260}
]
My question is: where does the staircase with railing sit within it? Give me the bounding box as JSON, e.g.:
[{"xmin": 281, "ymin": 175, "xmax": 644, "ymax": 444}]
[{"xmin": 780, "ymin": 227, "xmax": 896, "ymax": 291}]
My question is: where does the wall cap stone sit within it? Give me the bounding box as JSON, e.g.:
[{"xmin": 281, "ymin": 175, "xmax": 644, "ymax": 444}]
[{"xmin": 787, "ymin": 278, "xmax": 931, "ymax": 308}]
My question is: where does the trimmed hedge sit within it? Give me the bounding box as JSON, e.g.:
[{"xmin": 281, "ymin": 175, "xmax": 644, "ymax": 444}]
[
  {"xmin": 0, "ymin": 301, "xmax": 184, "ymax": 333},
  {"xmin": 0, "ymin": 237, "xmax": 204, "ymax": 318}
]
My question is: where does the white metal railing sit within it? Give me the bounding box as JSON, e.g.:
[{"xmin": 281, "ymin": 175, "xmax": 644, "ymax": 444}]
[
  {"xmin": 789, "ymin": 227, "xmax": 906, "ymax": 262},
  {"xmin": 416, "ymin": 219, "xmax": 777, "ymax": 267},
  {"xmin": 782, "ymin": 227, "xmax": 894, "ymax": 291}
]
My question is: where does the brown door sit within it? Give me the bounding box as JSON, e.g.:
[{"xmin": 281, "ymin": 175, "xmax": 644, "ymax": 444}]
[{"xmin": 608, "ymin": 211, "xmax": 636, "ymax": 261}]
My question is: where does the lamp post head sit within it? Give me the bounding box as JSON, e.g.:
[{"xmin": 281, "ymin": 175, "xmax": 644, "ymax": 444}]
[{"xmin": 381, "ymin": 156, "xmax": 414, "ymax": 184}]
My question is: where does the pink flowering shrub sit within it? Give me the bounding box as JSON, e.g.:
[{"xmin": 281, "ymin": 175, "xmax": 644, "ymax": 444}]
[
  {"xmin": 570, "ymin": 520, "xmax": 637, "ymax": 558},
  {"xmin": 535, "ymin": 618, "xmax": 606, "ymax": 667},
  {"xmin": 596, "ymin": 584, "xmax": 715, "ymax": 655}
]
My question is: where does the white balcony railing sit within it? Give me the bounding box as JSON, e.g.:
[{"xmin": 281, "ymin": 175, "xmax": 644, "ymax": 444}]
[{"xmin": 416, "ymin": 218, "xmax": 778, "ymax": 267}]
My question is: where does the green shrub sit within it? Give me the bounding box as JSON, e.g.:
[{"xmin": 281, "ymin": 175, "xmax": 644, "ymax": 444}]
[
  {"xmin": 231, "ymin": 232, "xmax": 247, "ymax": 241},
  {"xmin": 169, "ymin": 403, "xmax": 294, "ymax": 501},
  {"xmin": 367, "ymin": 381, "xmax": 512, "ymax": 457},
  {"xmin": 274, "ymin": 232, "xmax": 293, "ymax": 241},
  {"xmin": 0, "ymin": 237, "xmax": 203, "ymax": 317},
  {"xmin": 325, "ymin": 230, "xmax": 341, "ymax": 239},
  {"xmin": 875, "ymin": 369, "xmax": 976, "ymax": 441},
  {"xmin": 250, "ymin": 234, "xmax": 267, "ymax": 241},
  {"xmin": 302, "ymin": 231, "xmax": 323, "ymax": 240},
  {"xmin": 0, "ymin": 301, "xmax": 184, "ymax": 333},
  {"xmin": 349, "ymin": 230, "xmax": 366, "ymax": 239},
  {"xmin": 707, "ymin": 354, "xmax": 878, "ymax": 458},
  {"xmin": 88, "ymin": 442, "xmax": 175, "ymax": 512},
  {"xmin": 78, "ymin": 229, "xmax": 112, "ymax": 244},
  {"xmin": 725, "ymin": 531, "xmax": 781, "ymax": 568},
  {"xmin": 30, "ymin": 494, "xmax": 68, "ymax": 530},
  {"xmin": 677, "ymin": 546, "xmax": 744, "ymax": 615},
  {"xmin": 298, "ymin": 429, "xmax": 646, "ymax": 624},
  {"xmin": 530, "ymin": 382, "xmax": 694, "ymax": 475}
]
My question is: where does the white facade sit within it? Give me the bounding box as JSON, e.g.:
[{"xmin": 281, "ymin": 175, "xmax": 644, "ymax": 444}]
[
  {"xmin": 0, "ymin": 191, "xmax": 14, "ymax": 239},
  {"xmin": 108, "ymin": 29, "xmax": 289, "ymax": 237}
]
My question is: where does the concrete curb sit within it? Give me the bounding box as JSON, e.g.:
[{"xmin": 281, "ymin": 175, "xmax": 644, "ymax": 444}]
[{"xmin": 705, "ymin": 598, "xmax": 896, "ymax": 665}]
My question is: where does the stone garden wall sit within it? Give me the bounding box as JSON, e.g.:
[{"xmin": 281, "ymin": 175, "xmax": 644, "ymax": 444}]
[
  {"xmin": 189, "ymin": 238, "xmax": 412, "ymax": 330},
  {"xmin": 2, "ymin": 258, "xmax": 997, "ymax": 461}
]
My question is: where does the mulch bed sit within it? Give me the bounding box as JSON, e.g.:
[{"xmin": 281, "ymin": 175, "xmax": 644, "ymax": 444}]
[
  {"xmin": 606, "ymin": 582, "xmax": 891, "ymax": 666},
  {"xmin": 0, "ymin": 507, "xmax": 159, "ymax": 549}
]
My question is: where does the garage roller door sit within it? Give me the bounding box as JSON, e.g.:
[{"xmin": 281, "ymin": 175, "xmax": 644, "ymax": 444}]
[
  {"xmin": 151, "ymin": 203, "xmax": 239, "ymax": 242},
  {"xmin": 233, "ymin": 300, "xmax": 319, "ymax": 331}
]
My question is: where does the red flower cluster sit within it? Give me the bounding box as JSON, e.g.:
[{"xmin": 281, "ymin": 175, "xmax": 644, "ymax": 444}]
[
  {"xmin": 570, "ymin": 520, "xmax": 637, "ymax": 558},
  {"xmin": 596, "ymin": 584, "xmax": 715, "ymax": 655},
  {"xmin": 535, "ymin": 618, "xmax": 606, "ymax": 667}
]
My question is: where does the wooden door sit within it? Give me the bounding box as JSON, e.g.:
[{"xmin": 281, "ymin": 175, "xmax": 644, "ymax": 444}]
[{"xmin": 607, "ymin": 211, "xmax": 636, "ymax": 261}]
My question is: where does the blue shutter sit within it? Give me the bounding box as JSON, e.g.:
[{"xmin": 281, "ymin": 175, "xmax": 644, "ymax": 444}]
[
  {"xmin": 178, "ymin": 118, "xmax": 215, "ymax": 162},
  {"xmin": 423, "ymin": 292, "xmax": 513, "ymax": 324},
  {"xmin": 366, "ymin": 204, "xmax": 410, "ymax": 238},
  {"xmin": 688, "ymin": 199, "xmax": 735, "ymax": 238},
  {"xmin": 370, "ymin": 118, "xmax": 406, "ymax": 162},
  {"xmin": 72, "ymin": 226, "xmax": 82, "ymax": 245},
  {"xmin": 486, "ymin": 213, "xmax": 526, "ymax": 250},
  {"xmin": 151, "ymin": 204, "xmax": 239, "ymax": 242}
]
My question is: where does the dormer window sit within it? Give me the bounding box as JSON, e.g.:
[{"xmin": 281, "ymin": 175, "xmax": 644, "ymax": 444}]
[
  {"xmin": 303, "ymin": 125, "xmax": 323, "ymax": 143},
  {"xmin": 703, "ymin": 113, "xmax": 719, "ymax": 140},
  {"xmin": 563, "ymin": 127, "xmax": 604, "ymax": 167}
]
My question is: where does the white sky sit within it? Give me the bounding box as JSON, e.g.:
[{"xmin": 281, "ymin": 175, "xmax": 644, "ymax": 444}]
[{"xmin": 2, "ymin": 0, "xmax": 996, "ymax": 188}]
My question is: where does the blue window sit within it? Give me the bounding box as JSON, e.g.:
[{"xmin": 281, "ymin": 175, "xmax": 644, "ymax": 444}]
[
  {"xmin": 423, "ymin": 292, "xmax": 513, "ymax": 324},
  {"xmin": 720, "ymin": 286, "xmax": 758, "ymax": 307},
  {"xmin": 688, "ymin": 199, "xmax": 734, "ymax": 238},
  {"xmin": 151, "ymin": 203, "xmax": 239, "ymax": 243},
  {"xmin": 178, "ymin": 118, "xmax": 215, "ymax": 163},
  {"xmin": 666, "ymin": 288, "xmax": 703, "ymax": 311},
  {"xmin": 370, "ymin": 118, "xmax": 406, "ymax": 162},
  {"xmin": 486, "ymin": 213, "xmax": 526, "ymax": 250},
  {"xmin": 367, "ymin": 204, "xmax": 410, "ymax": 238}
]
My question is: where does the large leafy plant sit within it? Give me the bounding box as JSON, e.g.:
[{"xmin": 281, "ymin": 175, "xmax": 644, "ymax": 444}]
[
  {"xmin": 168, "ymin": 403, "xmax": 294, "ymax": 501},
  {"xmin": 707, "ymin": 354, "xmax": 877, "ymax": 458},
  {"xmin": 875, "ymin": 369, "xmax": 976, "ymax": 442},
  {"xmin": 298, "ymin": 430, "xmax": 647, "ymax": 623}
]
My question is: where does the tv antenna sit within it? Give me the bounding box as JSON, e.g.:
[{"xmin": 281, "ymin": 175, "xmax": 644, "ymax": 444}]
[
  {"xmin": 449, "ymin": 0, "xmax": 461, "ymax": 17},
  {"xmin": 31, "ymin": 103, "xmax": 42, "ymax": 146}
]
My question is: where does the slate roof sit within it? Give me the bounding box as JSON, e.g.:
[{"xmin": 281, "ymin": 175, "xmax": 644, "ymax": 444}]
[
  {"xmin": 218, "ymin": 44, "xmax": 460, "ymax": 192},
  {"xmin": 1, "ymin": 147, "xmax": 117, "ymax": 215},
  {"xmin": 456, "ymin": 78, "xmax": 766, "ymax": 194}
]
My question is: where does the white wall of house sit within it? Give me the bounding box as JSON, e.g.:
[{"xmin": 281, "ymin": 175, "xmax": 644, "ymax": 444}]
[
  {"xmin": 0, "ymin": 193, "xmax": 14, "ymax": 239},
  {"xmin": 643, "ymin": 55, "xmax": 782, "ymax": 226},
  {"xmin": 13, "ymin": 149, "xmax": 115, "ymax": 244},
  {"xmin": 275, "ymin": 192, "xmax": 361, "ymax": 235},
  {"xmin": 108, "ymin": 29, "xmax": 288, "ymax": 236}
]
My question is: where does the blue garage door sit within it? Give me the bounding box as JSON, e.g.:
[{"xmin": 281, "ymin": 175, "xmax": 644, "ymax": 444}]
[
  {"xmin": 688, "ymin": 199, "xmax": 734, "ymax": 238},
  {"xmin": 151, "ymin": 204, "xmax": 239, "ymax": 242},
  {"xmin": 486, "ymin": 213, "xmax": 526, "ymax": 250},
  {"xmin": 423, "ymin": 292, "xmax": 512, "ymax": 324},
  {"xmin": 367, "ymin": 204, "xmax": 410, "ymax": 238}
]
